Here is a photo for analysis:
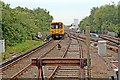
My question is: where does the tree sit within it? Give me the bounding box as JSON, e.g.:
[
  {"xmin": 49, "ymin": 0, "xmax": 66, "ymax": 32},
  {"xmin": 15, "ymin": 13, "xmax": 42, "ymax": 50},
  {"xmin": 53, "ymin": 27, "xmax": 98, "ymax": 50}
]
[
  {"xmin": 79, "ymin": 4, "xmax": 119, "ymax": 37},
  {"xmin": 1, "ymin": 1, "xmax": 53, "ymax": 46}
]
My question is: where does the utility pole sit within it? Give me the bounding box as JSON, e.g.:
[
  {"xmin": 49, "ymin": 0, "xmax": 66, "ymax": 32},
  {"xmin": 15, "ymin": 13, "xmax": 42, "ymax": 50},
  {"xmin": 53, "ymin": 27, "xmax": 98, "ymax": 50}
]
[
  {"xmin": 118, "ymin": 45, "xmax": 120, "ymax": 80},
  {"xmin": 86, "ymin": 26, "xmax": 91, "ymax": 79},
  {"xmin": 118, "ymin": 1, "xmax": 120, "ymax": 80}
]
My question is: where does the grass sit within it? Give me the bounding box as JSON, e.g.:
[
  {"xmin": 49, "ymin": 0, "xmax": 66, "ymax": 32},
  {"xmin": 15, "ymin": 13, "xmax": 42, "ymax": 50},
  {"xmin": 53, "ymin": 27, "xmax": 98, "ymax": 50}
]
[{"xmin": 0, "ymin": 40, "xmax": 44, "ymax": 60}]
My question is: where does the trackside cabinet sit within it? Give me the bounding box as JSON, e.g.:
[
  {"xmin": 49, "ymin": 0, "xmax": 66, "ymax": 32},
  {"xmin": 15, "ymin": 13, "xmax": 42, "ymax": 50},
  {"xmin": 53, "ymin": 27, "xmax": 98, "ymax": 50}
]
[{"xmin": 98, "ymin": 40, "xmax": 106, "ymax": 56}]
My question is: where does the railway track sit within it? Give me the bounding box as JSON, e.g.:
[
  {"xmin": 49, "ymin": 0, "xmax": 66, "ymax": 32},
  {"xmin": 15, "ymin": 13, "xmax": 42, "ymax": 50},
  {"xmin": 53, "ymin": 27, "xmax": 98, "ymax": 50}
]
[
  {"xmin": 16, "ymin": 33, "xmax": 87, "ymax": 80},
  {"xmin": 48, "ymin": 36, "xmax": 72, "ymax": 79},
  {"xmin": 47, "ymin": 35, "xmax": 86, "ymax": 79},
  {"xmin": 1, "ymin": 32, "xmax": 118, "ymax": 79},
  {"xmin": 100, "ymin": 35, "xmax": 120, "ymax": 45},
  {"xmin": 70, "ymin": 32, "xmax": 119, "ymax": 53},
  {"xmin": 1, "ymin": 39, "xmax": 62, "ymax": 79},
  {"xmin": 100, "ymin": 35, "xmax": 119, "ymax": 53},
  {"xmin": 22, "ymin": 32, "xmax": 116, "ymax": 80},
  {"xmin": 69, "ymin": 32, "xmax": 118, "ymax": 78},
  {"xmin": 0, "ymin": 40, "xmax": 52, "ymax": 69}
]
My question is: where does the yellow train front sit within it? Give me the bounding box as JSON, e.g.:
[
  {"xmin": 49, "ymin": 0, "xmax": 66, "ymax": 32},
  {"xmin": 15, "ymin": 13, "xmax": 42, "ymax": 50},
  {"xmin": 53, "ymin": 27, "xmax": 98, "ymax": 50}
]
[{"xmin": 50, "ymin": 22, "xmax": 64, "ymax": 40}]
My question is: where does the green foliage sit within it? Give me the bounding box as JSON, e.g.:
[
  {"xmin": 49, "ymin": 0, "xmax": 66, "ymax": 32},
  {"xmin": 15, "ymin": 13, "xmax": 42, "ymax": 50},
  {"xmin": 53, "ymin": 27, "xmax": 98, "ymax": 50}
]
[
  {"xmin": 1, "ymin": 1, "xmax": 53, "ymax": 46},
  {"xmin": 0, "ymin": 40, "xmax": 44, "ymax": 60},
  {"xmin": 79, "ymin": 4, "xmax": 120, "ymax": 37}
]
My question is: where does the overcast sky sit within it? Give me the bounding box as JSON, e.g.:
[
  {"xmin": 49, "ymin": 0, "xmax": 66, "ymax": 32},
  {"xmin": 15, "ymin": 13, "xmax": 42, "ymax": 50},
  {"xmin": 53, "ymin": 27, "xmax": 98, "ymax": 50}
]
[{"xmin": 2, "ymin": 0, "xmax": 120, "ymax": 25}]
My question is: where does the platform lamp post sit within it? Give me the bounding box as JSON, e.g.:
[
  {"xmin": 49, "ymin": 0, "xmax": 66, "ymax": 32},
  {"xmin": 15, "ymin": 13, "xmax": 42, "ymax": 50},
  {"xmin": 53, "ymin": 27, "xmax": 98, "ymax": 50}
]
[{"xmin": 117, "ymin": 1, "xmax": 120, "ymax": 77}]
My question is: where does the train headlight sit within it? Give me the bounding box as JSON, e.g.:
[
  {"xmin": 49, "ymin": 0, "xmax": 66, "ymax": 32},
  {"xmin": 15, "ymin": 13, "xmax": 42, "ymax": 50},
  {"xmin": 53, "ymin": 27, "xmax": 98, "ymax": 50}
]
[
  {"xmin": 51, "ymin": 31, "xmax": 54, "ymax": 33},
  {"xmin": 60, "ymin": 30, "xmax": 62, "ymax": 33}
]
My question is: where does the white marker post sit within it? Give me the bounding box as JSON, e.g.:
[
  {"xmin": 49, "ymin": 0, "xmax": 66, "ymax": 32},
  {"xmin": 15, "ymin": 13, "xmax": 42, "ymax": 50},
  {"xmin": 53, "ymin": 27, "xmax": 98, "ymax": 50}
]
[{"xmin": 0, "ymin": 40, "xmax": 5, "ymax": 54}]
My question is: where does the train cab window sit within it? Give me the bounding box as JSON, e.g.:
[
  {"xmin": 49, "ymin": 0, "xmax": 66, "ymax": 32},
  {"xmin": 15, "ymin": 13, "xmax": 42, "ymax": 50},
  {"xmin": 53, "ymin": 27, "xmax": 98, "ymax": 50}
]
[
  {"xmin": 51, "ymin": 24, "xmax": 55, "ymax": 29},
  {"xmin": 51, "ymin": 23, "xmax": 59, "ymax": 29},
  {"xmin": 59, "ymin": 24, "xmax": 62, "ymax": 28},
  {"xmin": 51, "ymin": 23, "xmax": 63, "ymax": 29},
  {"xmin": 56, "ymin": 25, "xmax": 58, "ymax": 28}
]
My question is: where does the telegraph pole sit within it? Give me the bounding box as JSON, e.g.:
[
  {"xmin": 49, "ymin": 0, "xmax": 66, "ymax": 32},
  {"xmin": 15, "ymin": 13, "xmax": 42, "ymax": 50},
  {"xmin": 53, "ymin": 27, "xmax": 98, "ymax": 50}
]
[
  {"xmin": 118, "ymin": 45, "xmax": 120, "ymax": 80},
  {"xmin": 86, "ymin": 26, "xmax": 91, "ymax": 79},
  {"xmin": 118, "ymin": 1, "xmax": 120, "ymax": 80}
]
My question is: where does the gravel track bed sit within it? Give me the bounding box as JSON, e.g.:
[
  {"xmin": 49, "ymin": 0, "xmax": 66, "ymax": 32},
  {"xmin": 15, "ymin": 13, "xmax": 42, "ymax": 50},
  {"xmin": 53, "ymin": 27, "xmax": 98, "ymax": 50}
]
[{"xmin": 90, "ymin": 46, "xmax": 116, "ymax": 78}]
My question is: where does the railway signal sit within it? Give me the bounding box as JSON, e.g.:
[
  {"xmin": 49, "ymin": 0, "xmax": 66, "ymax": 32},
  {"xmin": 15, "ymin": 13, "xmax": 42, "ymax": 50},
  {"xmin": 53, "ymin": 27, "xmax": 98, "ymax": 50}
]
[{"xmin": 38, "ymin": 32, "xmax": 42, "ymax": 38}]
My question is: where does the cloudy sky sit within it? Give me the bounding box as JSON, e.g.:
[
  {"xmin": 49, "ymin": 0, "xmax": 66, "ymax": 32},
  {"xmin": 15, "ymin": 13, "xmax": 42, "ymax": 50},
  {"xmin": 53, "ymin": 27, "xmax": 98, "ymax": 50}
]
[{"xmin": 2, "ymin": 0, "xmax": 120, "ymax": 25}]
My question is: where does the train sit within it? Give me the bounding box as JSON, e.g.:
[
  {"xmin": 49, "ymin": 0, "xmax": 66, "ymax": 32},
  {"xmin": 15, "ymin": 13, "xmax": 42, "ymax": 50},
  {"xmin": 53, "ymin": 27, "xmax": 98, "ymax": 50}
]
[{"xmin": 50, "ymin": 22, "xmax": 65, "ymax": 39}]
